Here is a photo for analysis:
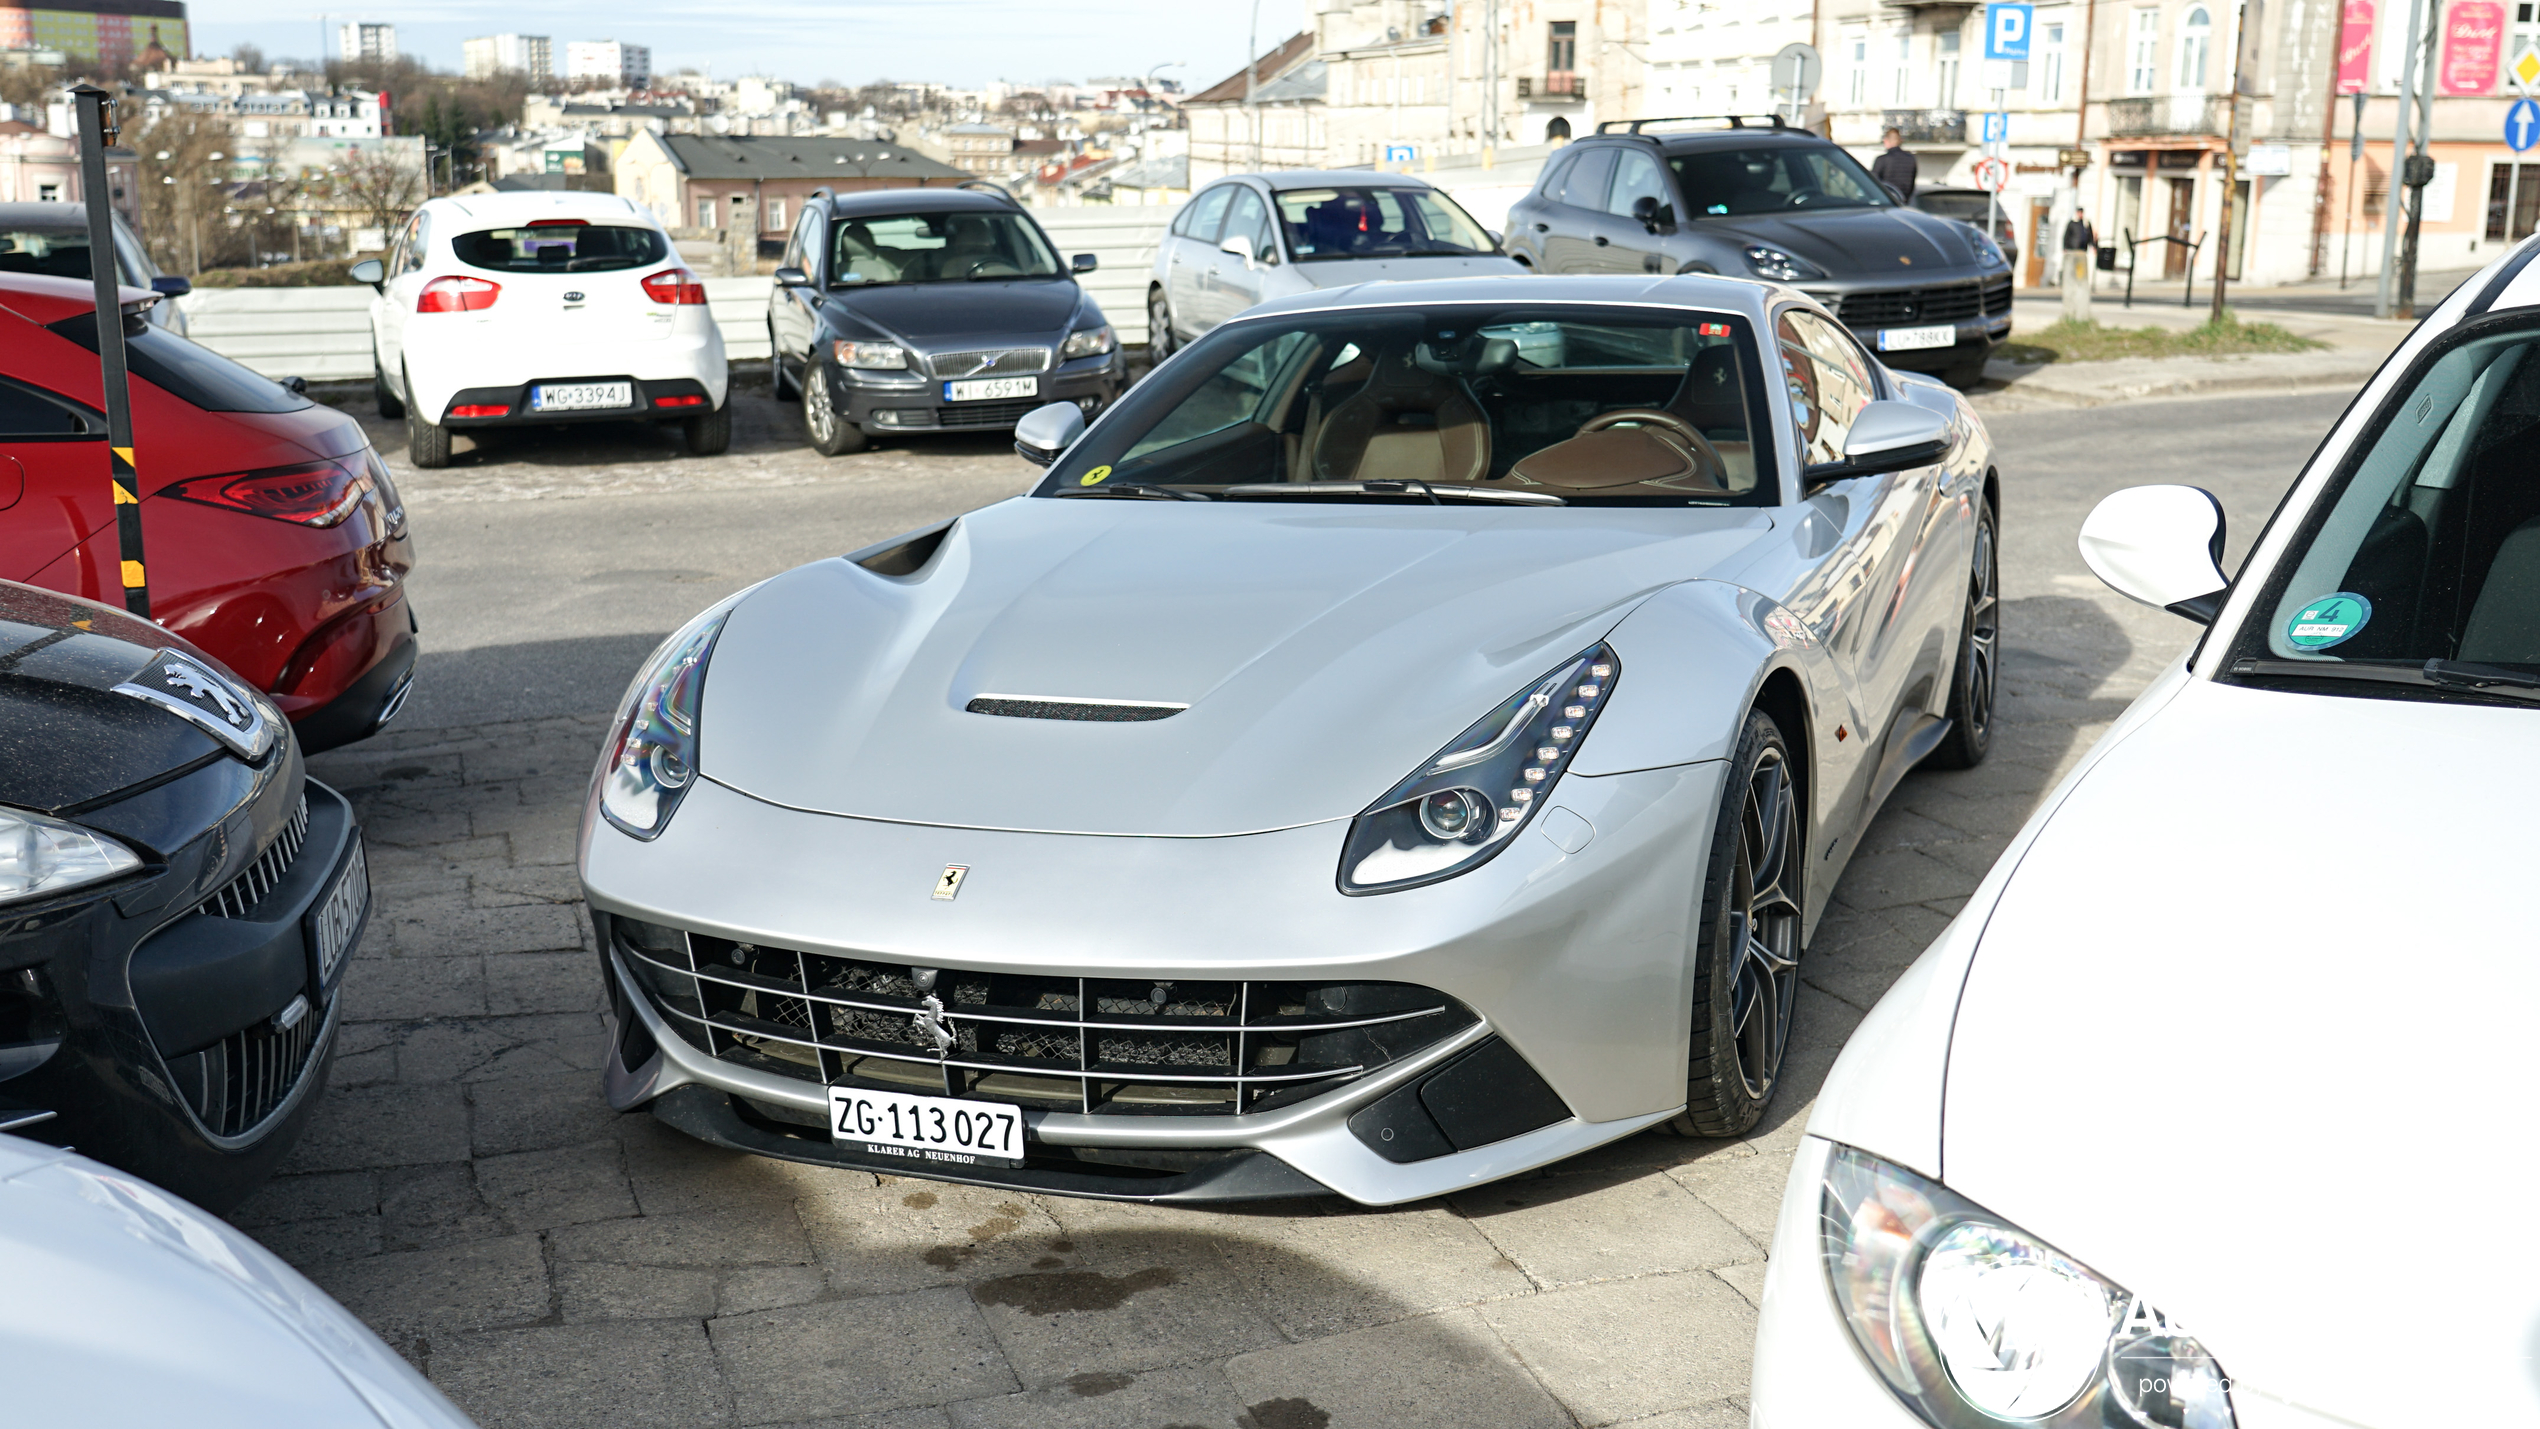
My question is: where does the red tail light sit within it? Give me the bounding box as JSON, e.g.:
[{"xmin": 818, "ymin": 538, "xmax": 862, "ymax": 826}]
[
  {"xmin": 527, "ymin": 217, "xmax": 588, "ymax": 226},
  {"xmin": 449, "ymin": 403, "xmax": 510, "ymax": 418},
  {"xmin": 417, "ymin": 275, "xmax": 501, "ymax": 313},
  {"xmin": 640, "ymin": 269, "xmax": 708, "ymax": 306},
  {"xmin": 163, "ymin": 456, "xmax": 369, "ymax": 527},
  {"xmin": 653, "ymin": 393, "xmax": 705, "ymax": 408}
]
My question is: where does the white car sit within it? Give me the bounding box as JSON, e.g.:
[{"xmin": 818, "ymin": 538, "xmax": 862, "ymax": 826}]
[
  {"xmin": 351, "ymin": 191, "xmax": 728, "ymax": 468},
  {"xmin": 0, "ymin": 1134, "xmax": 477, "ymax": 1427},
  {"xmin": 1750, "ymin": 239, "xmax": 2540, "ymax": 1427}
]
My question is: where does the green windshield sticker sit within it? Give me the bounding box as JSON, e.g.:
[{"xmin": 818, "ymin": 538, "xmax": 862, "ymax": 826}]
[{"xmin": 2286, "ymin": 592, "xmax": 2372, "ymax": 650}]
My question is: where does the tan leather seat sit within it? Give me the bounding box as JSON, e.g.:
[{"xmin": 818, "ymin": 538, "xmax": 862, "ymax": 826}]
[{"xmin": 1310, "ymin": 347, "xmax": 1491, "ymax": 484}]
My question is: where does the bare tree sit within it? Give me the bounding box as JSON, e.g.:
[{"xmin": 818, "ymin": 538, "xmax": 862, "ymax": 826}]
[
  {"xmin": 331, "ymin": 145, "xmax": 424, "ymax": 239},
  {"xmin": 131, "ymin": 105, "xmax": 241, "ymax": 274}
]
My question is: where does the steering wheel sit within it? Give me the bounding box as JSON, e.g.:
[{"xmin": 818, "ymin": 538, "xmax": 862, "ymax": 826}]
[
  {"xmin": 962, "ymin": 258, "xmax": 1022, "ymax": 278},
  {"xmin": 1784, "ymin": 187, "xmax": 1830, "ymax": 209},
  {"xmin": 1575, "ymin": 408, "xmax": 1726, "ymax": 483}
]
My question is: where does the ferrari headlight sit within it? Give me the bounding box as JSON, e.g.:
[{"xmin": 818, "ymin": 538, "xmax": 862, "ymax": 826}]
[
  {"xmin": 0, "ymin": 806, "xmax": 141, "ymax": 905},
  {"xmin": 1743, "ymin": 244, "xmax": 1824, "ymax": 282},
  {"xmin": 1822, "ymin": 1145, "xmax": 2236, "ymax": 1429},
  {"xmin": 1060, "ymin": 324, "xmax": 1116, "ymax": 359},
  {"xmin": 832, "ymin": 339, "xmax": 908, "ymax": 370},
  {"xmin": 596, "ymin": 591, "xmax": 750, "ymax": 840},
  {"xmin": 1338, "ymin": 644, "xmax": 1616, "ymax": 894}
]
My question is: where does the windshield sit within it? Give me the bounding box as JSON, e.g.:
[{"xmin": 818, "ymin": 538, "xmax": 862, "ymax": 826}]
[
  {"xmin": 2229, "ymin": 322, "xmax": 2540, "ymax": 685},
  {"xmin": 1034, "ymin": 306, "xmax": 1771, "ymax": 506},
  {"xmin": 1669, "ymin": 146, "xmax": 1892, "ymax": 217},
  {"xmin": 452, "ymin": 222, "xmax": 668, "ymax": 273},
  {"xmin": 1273, "ymin": 186, "xmax": 1497, "ymax": 261},
  {"xmin": 829, "ymin": 211, "xmax": 1062, "ymax": 284}
]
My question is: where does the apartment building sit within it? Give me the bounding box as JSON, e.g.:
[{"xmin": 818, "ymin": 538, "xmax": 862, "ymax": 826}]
[
  {"xmin": 337, "ymin": 21, "xmax": 396, "ymax": 65},
  {"xmin": 463, "ymin": 34, "xmax": 553, "ymax": 83},
  {"xmin": 567, "ymin": 40, "xmax": 652, "ymax": 90}
]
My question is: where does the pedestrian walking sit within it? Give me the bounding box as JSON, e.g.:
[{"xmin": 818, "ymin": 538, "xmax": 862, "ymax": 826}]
[
  {"xmin": 2059, "ymin": 207, "xmax": 2098, "ymax": 320},
  {"xmin": 2061, "ymin": 208, "xmax": 2098, "ymax": 255},
  {"xmin": 1871, "ymin": 128, "xmax": 1918, "ymax": 202}
]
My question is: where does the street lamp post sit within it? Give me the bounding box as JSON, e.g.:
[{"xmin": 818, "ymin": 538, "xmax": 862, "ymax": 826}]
[{"xmin": 70, "ymin": 84, "xmax": 147, "ymax": 618}]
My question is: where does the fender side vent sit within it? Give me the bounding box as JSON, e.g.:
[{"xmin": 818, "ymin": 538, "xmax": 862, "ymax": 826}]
[
  {"xmin": 846, "ymin": 518, "xmax": 955, "ymax": 577},
  {"xmin": 965, "ymin": 695, "xmax": 1187, "ymax": 722}
]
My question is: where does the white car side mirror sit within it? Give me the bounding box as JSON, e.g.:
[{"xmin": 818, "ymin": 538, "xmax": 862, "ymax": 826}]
[
  {"xmin": 1218, "ymin": 232, "xmax": 1256, "ymax": 268},
  {"xmin": 2079, "ymin": 484, "xmax": 2231, "ymax": 623},
  {"xmin": 1013, "ymin": 401, "xmax": 1085, "ymax": 468}
]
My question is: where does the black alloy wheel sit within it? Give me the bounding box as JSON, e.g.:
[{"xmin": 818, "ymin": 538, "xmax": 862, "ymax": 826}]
[
  {"xmin": 1147, "ymin": 287, "xmax": 1177, "ymax": 361},
  {"xmin": 1674, "ymin": 710, "xmax": 1805, "ymax": 1137},
  {"xmin": 801, "ymin": 357, "xmax": 867, "ymax": 456},
  {"xmin": 1926, "ymin": 500, "xmax": 1999, "ymax": 770}
]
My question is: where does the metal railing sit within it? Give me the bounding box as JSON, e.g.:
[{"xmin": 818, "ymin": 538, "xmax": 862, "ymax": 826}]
[
  {"xmin": 1882, "ymin": 109, "xmax": 1967, "ymax": 144},
  {"xmin": 2105, "ymin": 95, "xmax": 2227, "ymax": 138}
]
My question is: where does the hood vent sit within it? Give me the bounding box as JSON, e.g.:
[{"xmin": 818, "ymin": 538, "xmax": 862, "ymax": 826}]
[{"xmin": 965, "ymin": 695, "xmax": 1187, "ymax": 722}]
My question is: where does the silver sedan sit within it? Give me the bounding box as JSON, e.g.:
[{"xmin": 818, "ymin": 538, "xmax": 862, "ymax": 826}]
[{"xmin": 578, "ymin": 273, "xmax": 2002, "ymax": 1205}]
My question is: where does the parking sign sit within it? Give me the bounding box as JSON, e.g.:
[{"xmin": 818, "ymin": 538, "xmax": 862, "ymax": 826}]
[
  {"xmin": 1384, "ymin": 143, "xmax": 1415, "ymax": 164},
  {"xmin": 1986, "ymin": 3, "xmax": 2035, "ymax": 61},
  {"xmin": 1981, "ymin": 111, "xmax": 2010, "ymax": 144}
]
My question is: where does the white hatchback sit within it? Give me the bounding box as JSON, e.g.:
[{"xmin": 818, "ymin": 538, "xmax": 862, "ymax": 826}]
[{"xmin": 352, "ymin": 192, "xmax": 728, "ymax": 468}]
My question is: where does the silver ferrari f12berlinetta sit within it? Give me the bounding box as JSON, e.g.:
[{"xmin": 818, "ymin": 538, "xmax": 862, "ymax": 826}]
[{"xmin": 577, "ymin": 273, "xmax": 2001, "ymax": 1206}]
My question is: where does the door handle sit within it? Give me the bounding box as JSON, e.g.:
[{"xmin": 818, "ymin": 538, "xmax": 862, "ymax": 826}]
[{"xmin": 1593, "ymin": 236, "xmax": 1610, "ymax": 247}]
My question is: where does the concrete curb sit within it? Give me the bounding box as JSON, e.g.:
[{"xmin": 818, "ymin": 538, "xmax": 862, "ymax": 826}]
[{"xmin": 1970, "ymin": 349, "xmax": 2389, "ymax": 410}]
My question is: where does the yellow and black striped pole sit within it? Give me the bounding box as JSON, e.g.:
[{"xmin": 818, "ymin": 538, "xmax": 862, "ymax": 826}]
[{"xmin": 72, "ymin": 83, "xmax": 147, "ymax": 619}]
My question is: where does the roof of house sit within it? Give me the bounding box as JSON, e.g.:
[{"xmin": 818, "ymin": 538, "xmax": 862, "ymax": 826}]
[
  {"xmin": 654, "ymin": 134, "xmax": 966, "ymax": 182},
  {"xmin": 1186, "ymin": 31, "xmax": 1318, "ymax": 106},
  {"xmin": 1106, "ymin": 154, "xmax": 1189, "ymax": 190}
]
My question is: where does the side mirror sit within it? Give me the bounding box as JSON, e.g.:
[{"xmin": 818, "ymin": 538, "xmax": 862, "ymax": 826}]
[
  {"xmin": 2079, "ymin": 484, "xmax": 2231, "ymax": 623},
  {"xmin": 1880, "ymin": 181, "xmax": 1906, "ymax": 205},
  {"xmin": 150, "ymin": 274, "xmax": 191, "ymax": 298},
  {"xmin": 773, "ymin": 266, "xmax": 812, "ymax": 287},
  {"xmin": 348, "ymin": 258, "xmax": 385, "ymax": 288},
  {"xmin": 1071, "ymin": 252, "xmax": 1098, "ymax": 274},
  {"xmin": 1629, "ymin": 194, "xmax": 1674, "ymax": 232},
  {"xmin": 1805, "ymin": 400, "xmax": 1951, "ymax": 487},
  {"xmin": 1012, "ymin": 400, "xmax": 1086, "ymax": 467},
  {"xmin": 280, "ymin": 375, "xmax": 308, "ymax": 395},
  {"xmin": 1486, "ymin": 229, "xmax": 1503, "ymax": 249},
  {"xmin": 1218, "ymin": 232, "xmax": 1256, "ymax": 267}
]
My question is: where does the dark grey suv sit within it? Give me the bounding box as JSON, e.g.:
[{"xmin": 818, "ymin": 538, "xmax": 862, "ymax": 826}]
[{"xmin": 1503, "ymin": 118, "xmax": 2012, "ymax": 387}]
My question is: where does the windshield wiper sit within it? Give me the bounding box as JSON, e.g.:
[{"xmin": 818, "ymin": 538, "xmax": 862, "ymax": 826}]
[
  {"xmin": 1220, "ymin": 480, "xmax": 1566, "ymax": 507},
  {"xmin": 1050, "ymin": 484, "xmax": 1210, "ymax": 500},
  {"xmin": 2231, "ymin": 656, "xmax": 2540, "ymax": 702}
]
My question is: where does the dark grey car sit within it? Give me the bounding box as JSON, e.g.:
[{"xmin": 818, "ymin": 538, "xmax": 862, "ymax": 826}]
[{"xmin": 1503, "ymin": 119, "xmax": 2012, "ymax": 387}]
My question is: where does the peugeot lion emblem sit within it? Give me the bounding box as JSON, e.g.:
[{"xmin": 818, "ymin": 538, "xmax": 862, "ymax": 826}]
[
  {"xmin": 110, "ymin": 647, "xmax": 272, "ymax": 759},
  {"xmin": 933, "ymin": 864, "xmax": 968, "ymax": 901}
]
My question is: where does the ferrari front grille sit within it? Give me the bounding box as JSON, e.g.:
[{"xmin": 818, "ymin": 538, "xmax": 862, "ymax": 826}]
[{"xmin": 611, "ymin": 919, "xmax": 1479, "ymax": 1116}]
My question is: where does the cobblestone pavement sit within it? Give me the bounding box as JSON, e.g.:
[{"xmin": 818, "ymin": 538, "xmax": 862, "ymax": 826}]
[{"xmin": 236, "ymin": 386, "xmax": 2343, "ymax": 1428}]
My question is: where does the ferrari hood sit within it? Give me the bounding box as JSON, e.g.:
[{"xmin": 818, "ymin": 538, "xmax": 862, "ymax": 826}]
[
  {"xmin": 1941, "ymin": 677, "xmax": 2540, "ymax": 1427},
  {"xmin": 698, "ymin": 498, "xmax": 1775, "ymax": 836},
  {"xmin": 1698, "ymin": 207, "xmax": 1983, "ymax": 278}
]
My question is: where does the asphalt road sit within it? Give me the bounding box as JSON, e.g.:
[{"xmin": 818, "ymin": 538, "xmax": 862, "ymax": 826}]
[{"xmin": 261, "ymin": 380, "xmax": 2356, "ymax": 1428}]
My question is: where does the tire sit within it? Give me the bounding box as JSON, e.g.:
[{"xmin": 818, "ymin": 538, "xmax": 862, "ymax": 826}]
[
  {"xmin": 1670, "ymin": 710, "xmax": 1805, "ymax": 1138},
  {"xmin": 373, "ymin": 360, "xmax": 404, "ymax": 419},
  {"xmin": 770, "ymin": 324, "xmax": 798, "ymax": 401},
  {"xmin": 684, "ymin": 404, "xmax": 732, "ymax": 456},
  {"xmin": 1146, "ymin": 286, "xmax": 1177, "ymax": 361},
  {"xmin": 1943, "ymin": 358, "xmax": 1990, "ymax": 390},
  {"xmin": 405, "ymin": 375, "xmax": 452, "ymax": 469},
  {"xmin": 1924, "ymin": 498, "xmax": 2000, "ymax": 770},
  {"xmin": 801, "ymin": 358, "xmax": 867, "ymax": 455}
]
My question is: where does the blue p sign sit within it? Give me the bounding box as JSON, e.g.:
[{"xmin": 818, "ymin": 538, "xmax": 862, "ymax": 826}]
[{"xmin": 1986, "ymin": 3, "xmax": 2035, "ymax": 61}]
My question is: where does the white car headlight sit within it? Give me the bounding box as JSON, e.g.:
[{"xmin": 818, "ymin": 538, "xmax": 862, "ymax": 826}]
[
  {"xmin": 1743, "ymin": 244, "xmax": 1824, "ymax": 282},
  {"xmin": 1338, "ymin": 644, "xmax": 1616, "ymax": 894},
  {"xmin": 1822, "ymin": 1144, "xmax": 2235, "ymax": 1429},
  {"xmin": 0, "ymin": 806, "xmax": 141, "ymax": 905},
  {"xmin": 596, "ymin": 591, "xmax": 751, "ymax": 840},
  {"xmin": 832, "ymin": 339, "xmax": 908, "ymax": 370},
  {"xmin": 1060, "ymin": 324, "xmax": 1116, "ymax": 359}
]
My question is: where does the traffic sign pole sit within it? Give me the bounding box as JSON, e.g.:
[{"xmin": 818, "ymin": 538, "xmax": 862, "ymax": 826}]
[{"xmin": 1982, "ymin": 5, "xmax": 2033, "ymax": 284}]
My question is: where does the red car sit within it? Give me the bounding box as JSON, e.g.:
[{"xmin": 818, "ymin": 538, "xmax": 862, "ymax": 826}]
[{"xmin": 0, "ymin": 274, "xmax": 416, "ymax": 752}]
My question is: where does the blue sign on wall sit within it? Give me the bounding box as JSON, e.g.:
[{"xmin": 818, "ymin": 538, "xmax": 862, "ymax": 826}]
[
  {"xmin": 1384, "ymin": 144, "xmax": 1416, "ymax": 163},
  {"xmin": 2509, "ymin": 97, "xmax": 2540, "ymax": 154},
  {"xmin": 1986, "ymin": 3, "xmax": 2035, "ymax": 61}
]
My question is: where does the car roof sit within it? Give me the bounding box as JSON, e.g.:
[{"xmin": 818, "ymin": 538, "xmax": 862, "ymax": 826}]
[
  {"xmin": 427, "ymin": 191, "xmax": 651, "ymax": 226},
  {"xmin": 0, "ymin": 271, "xmax": 156, "ymax": 325},
  {"xmin": 1234, "ymin": 271, "xmax": 1783, "ymax": 325},
  {"xmin": 1209, "ymin": 169, "xmax": 1440, "ymax": 193},
  {"xmin": 822, "ymin": 187, "xmax": 1022, "ymax": 217},
  {"xmin": 1587, "ymin": 126, "xmax": 1838, "ymax": 154}
]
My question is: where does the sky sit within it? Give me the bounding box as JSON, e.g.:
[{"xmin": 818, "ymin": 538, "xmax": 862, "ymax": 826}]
[{"xmin": 184, "ymin": 0, "xmax": 1308, "ymax": 92}]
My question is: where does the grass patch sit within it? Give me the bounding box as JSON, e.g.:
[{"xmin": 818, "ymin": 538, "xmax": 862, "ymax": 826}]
[{"xmin": 1996, "ymin": 313, "xmax": 2328, "ymax": 366}]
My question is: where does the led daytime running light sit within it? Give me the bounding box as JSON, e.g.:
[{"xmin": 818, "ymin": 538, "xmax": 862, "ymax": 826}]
[{"xmin": 596, "ymin": 592, "xmax": 749, "ymax": 840}]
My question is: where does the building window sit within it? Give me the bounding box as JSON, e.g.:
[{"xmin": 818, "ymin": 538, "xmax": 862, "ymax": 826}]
[
  {"xmin": 37, "ymin": 183, "xmax": 58, "ymax": 202},
  {"xmin": 2130, "ymin": 9, "xmax": 2162, "ymax": 94},
  {"xmin": 1548, "ymin": 20, "xmax": 1576, "ymax": 74},
  {"xmin": 768, "ymin": 199, "xmax": 786, "ymax": 230},
  {"xmin": 2516, "ymin": 2, "xmax": 2540, "ymax": 68},
  {"xmin": 2177, "ymin": 7, "xmax": 2211, "ymax": 90},
  {"xmin": 1939, "ymin": 29, "xmax": 1962, "ymax": 108},
  {"xmin": 2041, "ymin": 23, "xmax": 2066, "ymax": 103},
  {"xmin": 1894, "ymin": 28, "xmax": 1913, "ymax": 103},
  {"xmin": 1849, "ymin": 32, "xmax": 1869, "ymax": 105},
  {"xmin": 697, "ymin": 198, "xmax": 715, "ymax": 228}
]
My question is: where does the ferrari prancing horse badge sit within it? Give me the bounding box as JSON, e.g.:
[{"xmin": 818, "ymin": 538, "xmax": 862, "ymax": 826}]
[{"xmin": 933, "ymin": 865, "xmax": 968, "ymax": 901}]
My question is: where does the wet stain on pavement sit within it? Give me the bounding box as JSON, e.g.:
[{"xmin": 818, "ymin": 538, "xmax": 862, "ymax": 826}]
[
  {"xmin": 973, "ymin": 1266, "xmax": 1178, "ymax": 1315},
  {"xmin": 1241, "ymin": 1399, "xmax": 1333, "ymax": 1429},
  {"xmin": 901, "ymin": 1192, "xmax": 938, "ymax": 1209},
  {"xmin": 1066, "ymin": 1371, "xmax": 1135, "ymax": 1397},
  {"xmin": 1032, "ymin": 1255, "xmax": 1065, "ymax": 1269}
]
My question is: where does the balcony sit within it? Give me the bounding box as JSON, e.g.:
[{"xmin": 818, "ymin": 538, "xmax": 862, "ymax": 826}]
[
  {"xmin": 2106, "ymin": 95, "xmax": 2226, "ymax": 138},
  {"xmin": 1883, "ymin": 109, "xmax": 1966, "ymax": 145},
  {"xmin": 1519, "ymin": 71, "xmax": 1586, "ymax": 104}
]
